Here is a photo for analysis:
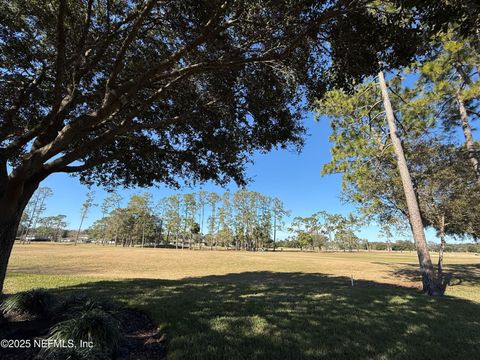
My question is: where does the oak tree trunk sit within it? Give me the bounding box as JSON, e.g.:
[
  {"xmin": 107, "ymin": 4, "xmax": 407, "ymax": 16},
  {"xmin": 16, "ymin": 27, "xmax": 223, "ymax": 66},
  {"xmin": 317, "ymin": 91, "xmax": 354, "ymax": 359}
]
[
  {"xmin": 0, "ymin": 179, "xmax": 39, "ymax": 294},
  {"xmin": 379, "ymin": 71, "xmax": 444, "ymax": 296},
  {"xmin": 0, "ymin": 216, "xmax": 19, "ymax": 294}
]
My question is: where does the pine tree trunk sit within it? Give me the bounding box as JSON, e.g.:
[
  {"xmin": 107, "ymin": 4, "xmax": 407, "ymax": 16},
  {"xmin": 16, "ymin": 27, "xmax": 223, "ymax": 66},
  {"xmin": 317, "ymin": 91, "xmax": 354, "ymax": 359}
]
[
  {"xmin": 438, "ymin": 235, "xmax": 446, "ymax": 275},
  {"xmin": 273, "ymin": 213, "xmax": 277, "ymax": 252},
  {"xmin": 437, "ymin": 215, "xmax": 446, "ymax": 278},
  {"xmin": 456, "ymin": 89, "xmax": 480, "ymax": 184},
  {"xmin": 102, "ymin": 211, "xmax": 107, "ymax": 245},
  {"xmin": 21, "ymin": 191, "xmax": 41, "ymax": 243},
  {"xmin": 160, "ymin": 222, "xmax": 164, "ymax": 246},
  {"xmin": 379, "ymin": 71, "xmax": 444, "ymax": 295},
  {"xmin": 75, "ymin": 213, "xmax": 86, "ymax": 245}
]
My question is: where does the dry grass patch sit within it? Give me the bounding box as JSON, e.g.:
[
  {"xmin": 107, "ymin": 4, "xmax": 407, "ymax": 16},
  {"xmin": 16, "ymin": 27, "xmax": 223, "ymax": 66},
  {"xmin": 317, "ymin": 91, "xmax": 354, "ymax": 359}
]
[{"xmin": 5, "ymin": 243, "xmax": 480, "ymax": 302}]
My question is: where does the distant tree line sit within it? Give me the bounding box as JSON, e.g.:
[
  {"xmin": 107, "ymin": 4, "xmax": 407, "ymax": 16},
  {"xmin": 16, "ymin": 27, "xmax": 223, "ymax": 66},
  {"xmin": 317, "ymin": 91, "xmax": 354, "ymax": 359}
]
[
  {"xmin": 16, "ymin": 186, "xmax": 69, "ymax": 243},
  {"xmin": 86, "ymin": 190, "xmax": 290, "ymax": 251},
  {"xmin": 286, "ymin": 212, "xmax": 364, "ymax": 251},
  {"xmin": 279, "ymin": 238, "xmax": 480, "ymax": 253},
  {"xmin": 17, "ymin": 186, "xmax": 480, "ymax": 255},
  {"xmin": 276, "ymin": 239, "xmax": 413, "ymax": 252}
]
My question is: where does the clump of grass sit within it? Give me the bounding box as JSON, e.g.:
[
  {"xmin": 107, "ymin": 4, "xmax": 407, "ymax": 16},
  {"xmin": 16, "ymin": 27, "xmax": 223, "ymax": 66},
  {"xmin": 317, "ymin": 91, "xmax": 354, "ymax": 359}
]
[
  {"xmin": 54, "ymin": 294, "xmax": 116, "ymax": 320},
  {"xmin": 0, "ymin": 288, "xmax": 56, "ymax": 318},
  {"xmin": 42, "ymin": 308, "xmax": 121, "ymax": 359}
]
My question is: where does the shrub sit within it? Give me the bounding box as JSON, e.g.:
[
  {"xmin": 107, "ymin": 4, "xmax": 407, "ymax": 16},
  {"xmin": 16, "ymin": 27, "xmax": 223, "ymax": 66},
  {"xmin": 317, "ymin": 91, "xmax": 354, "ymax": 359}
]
[
  {"xmin": 0, "ymin": 288, "xmax": 56, "ymax": 318},
  {"xmin": 42, "ymin": 308, "xmax": 121, "ymax": 359},
  {"xmin": 54, "ymin": 294, "xmax": 115, "ymax": 320}
]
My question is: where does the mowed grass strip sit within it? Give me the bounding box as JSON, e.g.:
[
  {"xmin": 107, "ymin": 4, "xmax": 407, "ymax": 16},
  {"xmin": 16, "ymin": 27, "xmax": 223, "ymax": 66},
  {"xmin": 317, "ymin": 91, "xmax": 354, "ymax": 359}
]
[{"xmin": 4, "ymin": 243, "xmax": 480, "ymax": 359}]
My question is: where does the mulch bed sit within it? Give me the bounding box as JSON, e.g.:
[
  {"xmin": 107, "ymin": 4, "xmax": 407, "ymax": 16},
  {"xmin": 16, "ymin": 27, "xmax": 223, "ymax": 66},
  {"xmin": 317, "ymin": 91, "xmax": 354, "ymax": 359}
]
[
  {"xmin": 115, "ymin": 308, "xmax": 167, "ymax": 360},
  {"xmin": 0, "ymin": 308, "xmax": 166, "ymax": 359}
]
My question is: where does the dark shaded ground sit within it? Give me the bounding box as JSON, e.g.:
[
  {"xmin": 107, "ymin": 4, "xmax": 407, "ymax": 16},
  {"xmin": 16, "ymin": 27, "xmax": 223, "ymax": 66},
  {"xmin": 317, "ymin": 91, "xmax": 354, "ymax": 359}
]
[
  {"xmin": 0, "ymin": 307, "xmax": 166, "ymax": 359},
  {"xmin": 12, "ymin": 271, "xmax": 475, "ymax": 360},
  {"xmin": 115, "ymin": 309, "xmax": 166, "ymax": 360}
]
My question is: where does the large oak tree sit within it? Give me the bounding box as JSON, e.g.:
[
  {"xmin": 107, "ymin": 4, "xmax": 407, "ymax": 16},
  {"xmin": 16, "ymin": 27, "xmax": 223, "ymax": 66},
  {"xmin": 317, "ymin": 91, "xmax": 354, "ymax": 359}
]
[{"xmin": 0, "ymin": 0, "xmax": 472, "ymax": 293}]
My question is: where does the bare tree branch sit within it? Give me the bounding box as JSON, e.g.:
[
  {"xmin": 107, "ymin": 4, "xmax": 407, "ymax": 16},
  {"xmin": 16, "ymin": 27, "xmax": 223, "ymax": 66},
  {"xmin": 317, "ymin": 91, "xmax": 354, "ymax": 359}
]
[
  {"xmin": 0, "ymin": 65, "xmax": 47, "ymax": 143},
  {"xmin": 54, "ymin": 0, "xmax": 67, "ymax": 105},
  {"xmin": 104, "ymin": 0, "xmax": 158, "ymax": 100}
]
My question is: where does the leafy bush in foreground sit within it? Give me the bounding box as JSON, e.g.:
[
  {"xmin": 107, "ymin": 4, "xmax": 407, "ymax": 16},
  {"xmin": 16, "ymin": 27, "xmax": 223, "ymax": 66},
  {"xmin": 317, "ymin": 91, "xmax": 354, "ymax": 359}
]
[
  {"xmin": 54, "ymin": 294, "xmax": 116, "ymax": 320},
  {"xmin": 42, "ymin": 308, "xmax": 121, "ymax": 359},
  {"xmin": 0, "ymin": 288, "xmax": 56, "ymax": 318}
]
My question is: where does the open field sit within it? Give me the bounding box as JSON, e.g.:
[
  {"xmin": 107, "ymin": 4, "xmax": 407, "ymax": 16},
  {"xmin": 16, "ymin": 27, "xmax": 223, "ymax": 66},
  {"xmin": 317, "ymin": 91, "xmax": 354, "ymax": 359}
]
[
  {"xmin": 5, "ymin": 243, "xmax": 480, "ymax": 301},
  {"xmin": 4, "ymin": 243, "xmax": 480, "ymax": 359}
]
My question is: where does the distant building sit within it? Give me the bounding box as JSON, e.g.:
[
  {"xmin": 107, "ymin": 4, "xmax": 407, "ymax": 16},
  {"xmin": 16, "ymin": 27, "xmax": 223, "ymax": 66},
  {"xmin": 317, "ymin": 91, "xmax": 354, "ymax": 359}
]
[
  {"xmin": 25, "ymin": 234, "xmax": 50, "ymax": 242},
  {"xmin": 77, "ymin": 234, "xmax": 91, "ymax": 243}
]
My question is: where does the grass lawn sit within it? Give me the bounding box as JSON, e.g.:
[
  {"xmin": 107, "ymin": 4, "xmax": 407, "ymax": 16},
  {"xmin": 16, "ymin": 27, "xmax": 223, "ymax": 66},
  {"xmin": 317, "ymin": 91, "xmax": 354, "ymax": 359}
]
[{"xmin": 4, "ymin": 243, "xmax": 480, "ymax": 359}]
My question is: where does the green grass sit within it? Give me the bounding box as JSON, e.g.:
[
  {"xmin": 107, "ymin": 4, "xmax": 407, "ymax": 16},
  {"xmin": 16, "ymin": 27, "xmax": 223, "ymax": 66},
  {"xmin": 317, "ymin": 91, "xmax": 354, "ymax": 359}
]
[
  {"xmin": 4, "ymin": 273, "xmax": 100, "ymax": 293},
  {"xmin": 5, "ymin": 271, "xmax": 480, "ymax": 359}
]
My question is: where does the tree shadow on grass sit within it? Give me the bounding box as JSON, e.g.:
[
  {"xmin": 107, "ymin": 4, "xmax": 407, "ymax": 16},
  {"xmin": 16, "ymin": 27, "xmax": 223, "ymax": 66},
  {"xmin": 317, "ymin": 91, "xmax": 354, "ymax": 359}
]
[
  {"xmin": 48, "ymin": 272, "xmax": 479, "ymax": 360},
  {"xmin": 379, "ymin": 262, "xmax": 480, "ymax": 287}
]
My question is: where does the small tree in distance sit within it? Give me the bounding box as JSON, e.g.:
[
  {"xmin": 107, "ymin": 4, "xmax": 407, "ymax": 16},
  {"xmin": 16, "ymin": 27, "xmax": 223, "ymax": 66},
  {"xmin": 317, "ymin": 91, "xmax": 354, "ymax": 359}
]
[{"xmin": 75, "ymin": 191, "xmax": 95, "ymax": 245}]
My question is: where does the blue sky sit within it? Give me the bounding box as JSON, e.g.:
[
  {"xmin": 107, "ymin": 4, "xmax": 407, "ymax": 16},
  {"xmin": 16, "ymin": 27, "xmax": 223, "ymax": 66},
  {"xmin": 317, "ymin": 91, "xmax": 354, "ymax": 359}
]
[{"xmin": 37, "ymin": 110, "xmax": 439, "ymax": 242}]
